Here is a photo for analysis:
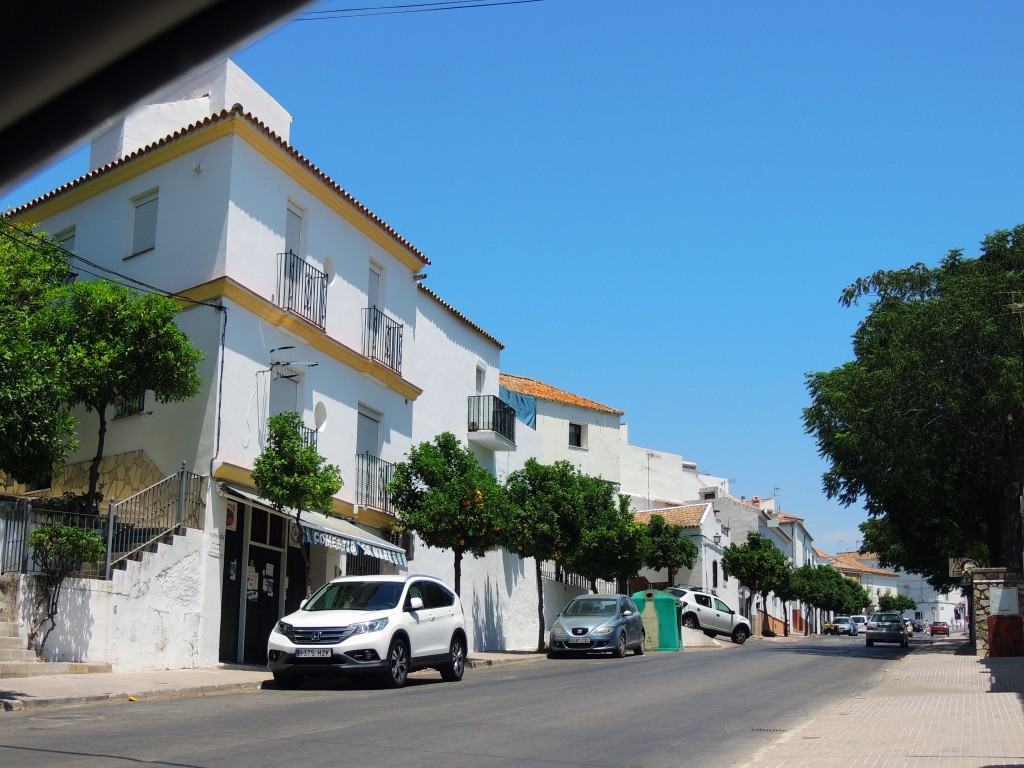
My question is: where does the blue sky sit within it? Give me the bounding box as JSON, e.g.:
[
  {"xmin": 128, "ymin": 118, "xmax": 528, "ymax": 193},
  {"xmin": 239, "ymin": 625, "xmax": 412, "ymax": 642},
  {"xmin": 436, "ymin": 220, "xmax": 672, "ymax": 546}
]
[{"xmin": 4, "ymin": 1, "xmax": 1024, "ymax": 556}]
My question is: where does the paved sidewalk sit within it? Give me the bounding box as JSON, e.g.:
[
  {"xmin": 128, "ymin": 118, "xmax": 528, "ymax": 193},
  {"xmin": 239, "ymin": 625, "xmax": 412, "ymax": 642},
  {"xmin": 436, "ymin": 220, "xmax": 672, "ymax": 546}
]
[
  {"xmin": 0, "ymin": 651, "xmax": 542, "ymax": 712},
  {"xmin": 739, "ymin": 639, "xmax": 1024, "ymax": 768}
]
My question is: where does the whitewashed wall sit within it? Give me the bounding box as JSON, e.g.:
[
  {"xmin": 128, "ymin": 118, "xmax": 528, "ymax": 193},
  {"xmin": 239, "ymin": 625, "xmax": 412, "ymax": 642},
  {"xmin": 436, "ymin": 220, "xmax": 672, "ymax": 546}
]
[
  {"xmin": 16, "ymin": 529, "xmax": 221, "ymax": 670},
  {"xmin": 534, "ymin": 401, "xmax": 621, "ymax": 482}
]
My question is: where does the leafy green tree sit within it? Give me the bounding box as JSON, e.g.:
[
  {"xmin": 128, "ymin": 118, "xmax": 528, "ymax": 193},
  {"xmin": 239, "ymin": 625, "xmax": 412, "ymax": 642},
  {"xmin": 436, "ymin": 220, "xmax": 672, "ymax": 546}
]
[
  {"xmin": 722, "ymin": 531, "xmax": 790, "ymax": 636},
  {"xmin": 842, "ymin": 579, "xmax": 873, "ymax": 615},
  {"xmin": 0, "ymin": 223, "xmax": 76, "ymax": 485},
  {"xmin": 388, "ymin": 432, "xmax": 509, "ymax": 596},
  {"xmin": 39, "ymin": 280, "xmax": 204, "ymax": 508},
  {"xmin": 27, "ymin": 524, "xmax": 105, "ymax": 656},
  {"xmin": 878, "ymin": 593, "xmax": 917, "ymax": 613},
  {"xmin": 504, "ymin": 459, "xmax": 586, "ymax": 651},
  {"xmin": 793, "ymin": 564, "xmax": 852, "ymax": 629},
  {"xmin": 643, "ymin": 514, "xmax": 698, "ymax": 586},
  {"xmin": 565, "ymin": 479, "xmax": 647, "ymax": 593},
  {"xmin": 804, "ymin": 225, "xmax": 1024, "ymax": 582},
  {"xmin": 252, "ymin": 411, "xmax": 343, "ymax": 597}
]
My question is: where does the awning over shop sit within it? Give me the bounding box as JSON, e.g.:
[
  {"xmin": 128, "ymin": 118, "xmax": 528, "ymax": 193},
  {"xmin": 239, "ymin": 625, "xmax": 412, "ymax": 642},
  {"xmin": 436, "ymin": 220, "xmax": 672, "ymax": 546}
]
[{"xmin": 222, "ymin": 485, "xmax": 406, "ymax": 567}]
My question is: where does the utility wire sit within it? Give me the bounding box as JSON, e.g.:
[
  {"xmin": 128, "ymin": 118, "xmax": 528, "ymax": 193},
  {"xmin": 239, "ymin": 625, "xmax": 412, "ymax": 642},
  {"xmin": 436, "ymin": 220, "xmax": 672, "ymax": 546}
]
[
  {"xmin": 295, "ymin": 0, "xmax": 543, "ymax": 20},
  {"xmin": 0, "ymin": 220, "xmax": 221, "ymax": 309}
]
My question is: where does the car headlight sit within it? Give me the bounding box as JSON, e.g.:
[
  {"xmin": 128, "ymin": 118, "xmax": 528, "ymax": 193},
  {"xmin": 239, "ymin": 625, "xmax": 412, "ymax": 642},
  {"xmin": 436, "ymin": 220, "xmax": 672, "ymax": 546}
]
[
  {"xmin": 276, "ymin": 621, "xmax": 293, "ymax": 636},
  {"xmin": 550, "ymin": 625, "xmax": 567, "ymax": 636},
  {"xmin": 352, "ymin": 617, "xmax": 389, "ymax": 635},
  {"xmin": 592, "ymin": 625, "xmax": 615, "ymax": 635}
]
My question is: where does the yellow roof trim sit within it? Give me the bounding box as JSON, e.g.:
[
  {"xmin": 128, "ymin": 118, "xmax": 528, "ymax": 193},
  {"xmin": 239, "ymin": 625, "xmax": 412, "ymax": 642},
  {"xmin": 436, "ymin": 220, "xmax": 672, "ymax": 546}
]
[{"xmin": 179, "ymin": 277, "xmax": 422, "ymax": 401}]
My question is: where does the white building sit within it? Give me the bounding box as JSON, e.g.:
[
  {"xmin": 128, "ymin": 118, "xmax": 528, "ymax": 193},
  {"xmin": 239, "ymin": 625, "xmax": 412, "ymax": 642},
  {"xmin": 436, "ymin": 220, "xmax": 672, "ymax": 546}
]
[{"xmin": 5, "ymin": 60, "xmax": 555, "ymax": 668}]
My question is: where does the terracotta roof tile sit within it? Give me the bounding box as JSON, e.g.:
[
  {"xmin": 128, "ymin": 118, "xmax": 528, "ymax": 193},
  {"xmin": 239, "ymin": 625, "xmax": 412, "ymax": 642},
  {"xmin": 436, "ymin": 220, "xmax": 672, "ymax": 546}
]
[
  {"xmin": 6, "ymin": 106, "xmax": 431, "ymax": 267},
  {"xmin": 419, "ymin": 285, "xmax": 503, "ymax": 349},
  {"xmin": 832, "ymin": 551, "xmax": 900, "ymax": 577},
  {"xmin": 777, "ymin": 512, "xmax": 804, "ymax": 523},
  {"xmin": 498, "ymin": 374, "xmax": 624, "ymax": 416},
  {"xmin": 634, "ymin": 505, "xmax": 708, "ymax": 528}
]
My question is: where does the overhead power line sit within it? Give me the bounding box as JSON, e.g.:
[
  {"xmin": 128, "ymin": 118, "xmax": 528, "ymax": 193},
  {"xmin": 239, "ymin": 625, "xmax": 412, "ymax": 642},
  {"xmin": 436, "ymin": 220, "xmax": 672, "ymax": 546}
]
[{"xmin": 295, "ymin": 0, "xmax": 543, "ymax": 20}]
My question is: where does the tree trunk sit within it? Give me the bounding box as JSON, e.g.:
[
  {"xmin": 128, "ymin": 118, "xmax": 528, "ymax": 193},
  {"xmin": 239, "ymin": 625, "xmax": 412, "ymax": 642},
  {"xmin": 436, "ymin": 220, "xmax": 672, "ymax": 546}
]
[
  {"xmin": 590, "ymin": 577, "xmax": 598, "ymax": 594},
  {"xmin": 453, "ymin": 549, "xmax": 463, "ymax": 597},
  {"xmin": 87, "ymin": 403, "xmax": 108, "ymax": 512},
  {"xmin": 997, "ymin": 481, "xmax": 1024, "ymax": 570},
  {"xmin": 535, "ymin": 559, "xmax": 545, "ymax": 652},
  {"xmin": 296, "ymin": 511, "xmax": 312, "ymax": 597},
  {"xmin": 760, "ymin": 591, "xmax": 770, "ymax": 636}
]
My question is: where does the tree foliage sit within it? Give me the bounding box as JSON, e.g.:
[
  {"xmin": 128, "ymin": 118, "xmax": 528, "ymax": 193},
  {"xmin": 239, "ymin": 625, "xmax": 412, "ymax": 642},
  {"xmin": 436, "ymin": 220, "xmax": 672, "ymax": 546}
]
[
  {"xmin": 388, "ymin": 432, "xmax": 510, "ymax": 596},
  {"xmin": 643, "ymin": 514, "xmax": 698, "ymax": 585},
  {"xmin": 805, "ymin": 225, "xmax": 1024, "ymax": 582},
  {"xmin": 39, "ymin": 279, "xmax": 204, "ymax": 508},
  {"xmin": 252, "ymin": 411, "xmax": 343, "ymax": 596},
  {"xmin": 722, "ymin": 531, "xmax": 791, "ymax": 636},
  {"xmin": 0, "ymin": 223, "xmax": 76, "ymax": 485},
  {"xmin": 27, "ymin": 524, "xmax": 105, "ymax": 655},
  {"xmin": 564, "ymin": 478, "xmax": 647, "ymax": 593},
  {"xmin": 504, "ymin": 459, "xmax": 587, "ymax": 650},
  {"xmin": 878, "ymin": 593, "xmax": 917, "ymax": 613}
]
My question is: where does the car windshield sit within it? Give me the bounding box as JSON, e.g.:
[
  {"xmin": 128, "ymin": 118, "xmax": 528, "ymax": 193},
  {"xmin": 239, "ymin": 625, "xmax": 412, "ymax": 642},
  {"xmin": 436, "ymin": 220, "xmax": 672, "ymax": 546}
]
[
  {"xmin": 564, "ymin": 598, "xmax": 617, "ymax": 617},
  {"xmin": 872, "ymin": 613, "xmax": 901, "ymax": 623},
  {"xmin": 304, "ymin": 581, "xmax": 403, "ymax": 612},
  {"xmin": 835, "ymin": 617, "xmax": 850, "ymax": 622}
]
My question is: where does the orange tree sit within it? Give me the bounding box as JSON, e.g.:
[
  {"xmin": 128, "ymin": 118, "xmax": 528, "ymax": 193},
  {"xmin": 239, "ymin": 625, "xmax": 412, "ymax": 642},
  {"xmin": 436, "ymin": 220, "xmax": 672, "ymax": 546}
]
[{"xmin": 387, "ymin": 432, "xmax": 510, "ymax": 596}]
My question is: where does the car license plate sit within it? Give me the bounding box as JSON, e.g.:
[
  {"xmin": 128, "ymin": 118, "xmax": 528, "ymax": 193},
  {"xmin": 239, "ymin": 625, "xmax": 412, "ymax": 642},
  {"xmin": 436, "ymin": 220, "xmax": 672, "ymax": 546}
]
[
  {"xmin": 295, "ymin": 648, "xmax": 331, "ymax": 658},
  {"xmin": 568, "ymin": 637, "xmax": 590, "ymax": 644}
]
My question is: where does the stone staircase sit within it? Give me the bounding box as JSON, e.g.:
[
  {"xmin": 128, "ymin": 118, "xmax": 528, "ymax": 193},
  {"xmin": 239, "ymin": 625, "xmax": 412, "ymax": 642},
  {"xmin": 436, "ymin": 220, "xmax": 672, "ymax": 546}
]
[{"xmin": 0, "ymin": 621, "xmax": 111, "ymax": 679}]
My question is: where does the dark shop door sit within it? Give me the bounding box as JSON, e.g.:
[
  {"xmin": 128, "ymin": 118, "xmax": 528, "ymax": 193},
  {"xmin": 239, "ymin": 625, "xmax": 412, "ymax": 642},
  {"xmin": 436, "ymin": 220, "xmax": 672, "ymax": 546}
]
[{"xmin": 243, "ymin": 544, "xmax": 283, "ymax": 664}]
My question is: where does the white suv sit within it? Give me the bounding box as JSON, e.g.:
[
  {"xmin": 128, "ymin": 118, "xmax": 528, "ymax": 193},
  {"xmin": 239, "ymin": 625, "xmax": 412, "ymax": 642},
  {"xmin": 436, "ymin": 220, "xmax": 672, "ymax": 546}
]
[
  {"xmin": 667, "ymin": 587, "xmax": 751, "ymax": 644},
  {"xmin": 267, "ymin": 574, "xmax": 467, "ymax": 689}
]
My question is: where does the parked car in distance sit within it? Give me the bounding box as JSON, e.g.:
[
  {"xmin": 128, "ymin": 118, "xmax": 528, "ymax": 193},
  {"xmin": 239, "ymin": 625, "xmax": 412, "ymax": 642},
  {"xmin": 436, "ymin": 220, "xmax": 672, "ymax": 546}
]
[
  {"xmin": 851, "ymin": 614, "xmax": 868, "ymax": 631},
  {"xmin": 865, "ymin": 612, "xmax": 909, "ymax": 647},
  {"xmin": 267, "ymin": 574, "xmax": 468, "ymax": 689},
  {"xmin": 826, "ymin": 616, "xmax": 859, "ymax": 636},
  {"xmin": 929, "ymin": 621, "xmax": 950, "ymax": 636},
  {"xmin": 910, "ymin": 620, "xmax": 925, "ymax": 632},
  {"xmin": 674, "ymin": 588, "xmax": 751, "ymax": 644},
  {"xmin": 903, "ymin": 619, "xmax": 914, "ymax": 636},
  {"xmin": 548, "ymin": 594, "xmax": 645, "ymax": 658}
]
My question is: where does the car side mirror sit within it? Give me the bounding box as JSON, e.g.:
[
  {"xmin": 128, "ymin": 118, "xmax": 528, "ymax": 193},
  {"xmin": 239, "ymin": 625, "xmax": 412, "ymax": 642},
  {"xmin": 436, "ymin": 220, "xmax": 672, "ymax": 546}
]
[
  {"xmin": 408, "ymin": 596, "xmax": 424, "ymax": 611},
  {"xmin": 299, "ymin": 598, "xmax": 308, "ymax": 609},
  {"xmin": 622, "ymin": 609, "xmax": 633, "ymax": 617}
]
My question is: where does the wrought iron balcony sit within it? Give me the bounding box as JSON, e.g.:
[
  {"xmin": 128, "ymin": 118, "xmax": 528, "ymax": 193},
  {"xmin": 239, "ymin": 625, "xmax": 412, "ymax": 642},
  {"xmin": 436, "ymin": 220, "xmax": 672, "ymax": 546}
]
[
  {"xmin": 467, "ymin": 395, "xmax": 516, "ymax": 451},
  {"xmin": 362, "ymin": 307, "xmax": 403, "ymax": 373},
  {"xmin": 355, "ymin": 452, "xmax": 396, "ymax": 515},
  {"xmin": 277, "ymin": 251, "xmax": 328, "ymax": 328}
]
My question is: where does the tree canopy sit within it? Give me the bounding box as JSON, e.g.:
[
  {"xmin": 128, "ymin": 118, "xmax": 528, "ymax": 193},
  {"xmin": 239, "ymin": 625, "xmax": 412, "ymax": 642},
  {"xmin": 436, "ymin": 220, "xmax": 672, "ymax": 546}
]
[
  {"xmin": 0, "ymin": 223, "xmax": 76, "ymax": 485},
  {"xmin": 722, "ymin": 531, "xmax": 791, "ymax": 636},
  {"xmin": 39, "ymin": 279, "xmax": 205, "ymax": 507},
  {"xmin": 252, "ymin": 411, "xmax": 343, "ymax": 596},
  {"xmin": 643, "ymin": 514, "xmax": 698, "ymax": 585},
  {"xmin": 804, "ymin": 225, "xmax": 1024, "ymax": 583},
  {"xmin": 388, "ymin": 432, "xmax": 510, "ymax": 596}
]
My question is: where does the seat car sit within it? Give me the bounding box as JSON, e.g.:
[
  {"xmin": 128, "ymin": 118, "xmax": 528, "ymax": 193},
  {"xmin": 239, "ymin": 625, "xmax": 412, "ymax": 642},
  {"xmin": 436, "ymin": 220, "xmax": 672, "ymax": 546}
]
[
  {"xmin": 548, "ymin": 594, "xmax": 646, "ymax": 658},
  {"xmin": 865, "ymin": 612, "xmax": 909, "ymax": 647},
  {"xmin": 676, "ymin": 588, "xmax": 751, "ymax": 644},
  {"xmin": 929, "ymin": 621, "xmax": 950, "ymax": 636},
  {"xmin": 827, "ymin": 616, "xmax": 858, "ymax": 636},
  {"xmin": 267, "ymin": 574, "xmax": 468, "ymax": 689},
  {"xmin": 910, "ymin": 620, "xmax": 925, "ymax": 632}
]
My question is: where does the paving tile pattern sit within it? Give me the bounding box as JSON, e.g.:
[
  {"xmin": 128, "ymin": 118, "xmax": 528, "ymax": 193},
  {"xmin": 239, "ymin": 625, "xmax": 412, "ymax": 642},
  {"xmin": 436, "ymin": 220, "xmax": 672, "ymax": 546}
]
[{"xmin": 740, "ymin": 647, "xmax": 1024, "ymax": 768}]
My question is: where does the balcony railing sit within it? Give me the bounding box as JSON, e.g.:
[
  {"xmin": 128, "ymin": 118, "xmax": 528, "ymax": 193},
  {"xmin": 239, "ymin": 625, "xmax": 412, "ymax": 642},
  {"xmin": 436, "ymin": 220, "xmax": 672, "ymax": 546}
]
[
  {"xmin": 355, "ymin": 452, "xmax": 396, "ymax": 515},
  {"xmin": 467, "ymin": 395, "xmax": 516, "ymax": 445},
  {"xmin": 362, "ymin": 307, "xmax": 403, "ymax": 373},
  {"xmin": 277, "ymin": 251, "xmax": 328, "ymax": 328}
]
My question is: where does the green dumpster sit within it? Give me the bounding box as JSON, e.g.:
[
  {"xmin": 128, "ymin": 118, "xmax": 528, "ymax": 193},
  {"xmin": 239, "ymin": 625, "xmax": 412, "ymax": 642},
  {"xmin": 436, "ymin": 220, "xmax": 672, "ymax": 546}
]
[{"xmin": 631, "ymin": 590, "xmax": 682, "ymax": 651}]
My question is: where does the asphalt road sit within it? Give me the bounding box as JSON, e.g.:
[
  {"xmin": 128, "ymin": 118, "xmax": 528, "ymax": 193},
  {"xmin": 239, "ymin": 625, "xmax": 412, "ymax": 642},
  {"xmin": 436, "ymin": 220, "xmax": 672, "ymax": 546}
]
[{"xmin": 0, "ymin": 635, "xmax": 914, "ymax": 768}]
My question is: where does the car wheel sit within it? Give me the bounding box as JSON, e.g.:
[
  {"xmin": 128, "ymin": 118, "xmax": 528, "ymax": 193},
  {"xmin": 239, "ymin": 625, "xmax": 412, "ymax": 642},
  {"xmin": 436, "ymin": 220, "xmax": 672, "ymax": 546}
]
[
  {"xmin": 440, "ymin": 634, "xmax": 466, "ymax": 682},
  {"xmin": 901, "ymin": 638, "xmax": 909, "ymax": 648},
  {"xmin": 272, "ymin": 671, "xmax": 303, "ymax": 689},
  {"xmin": 732, "ymin": 626, "xmax": 749, "ymax": 645},
  {"xmin": 866, "ymin": 638, "xmax": 874, "ymax": 647},
  {"xmin": 612, "ymin": 631, "xmax": 628, "ymax": 658},
  {"xmin": 682, "ymin": 614, "xmax": 699, "ymax": 630},
  {"xmin": 383, "ymin": 637, "xmax": 410, "ymax": 688},
  {"xmin": 634, "ymin": 630, "xmax": 646, "ymax": 655}
]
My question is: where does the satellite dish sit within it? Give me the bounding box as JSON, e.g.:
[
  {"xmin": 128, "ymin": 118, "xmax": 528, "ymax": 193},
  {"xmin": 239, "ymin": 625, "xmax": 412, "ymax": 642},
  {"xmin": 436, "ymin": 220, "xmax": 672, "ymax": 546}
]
[
  {"xmin": 738, "ymin": 586, "xmax": 751, "ymax": 600},
  {"xmin": 314, "ymin": 402, "xmax": 327, "ymax": 430}
]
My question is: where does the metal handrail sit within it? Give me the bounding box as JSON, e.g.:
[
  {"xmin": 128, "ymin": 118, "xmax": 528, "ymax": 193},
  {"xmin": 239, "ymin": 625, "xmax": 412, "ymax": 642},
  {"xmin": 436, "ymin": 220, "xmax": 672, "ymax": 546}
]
[
  {"xmin": 362, "ymin": 307, "xmax": 403, "ymax": 373},
  {"xmin": 277, "ymin": 250, "xmax": 328, "ymax": 328},
  {"xmin": 355, "ymin": 452, "xmax": 396, "ymax": 515},
  {"xmin": 467, "ymin": 394, "xmax": 516, "ymax": 444}
]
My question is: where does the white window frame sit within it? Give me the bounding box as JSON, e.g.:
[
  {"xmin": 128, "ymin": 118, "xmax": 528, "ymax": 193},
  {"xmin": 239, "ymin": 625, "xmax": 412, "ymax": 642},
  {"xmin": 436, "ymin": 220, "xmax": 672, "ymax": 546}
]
[{"xmin": 130, "ymin": 189, "xmax": 159, "ymax": 256}]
